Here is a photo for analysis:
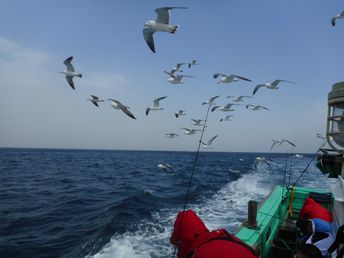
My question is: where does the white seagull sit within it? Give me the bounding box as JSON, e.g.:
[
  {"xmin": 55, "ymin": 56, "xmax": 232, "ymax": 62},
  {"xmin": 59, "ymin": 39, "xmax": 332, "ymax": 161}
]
[
  {"xmin": 143, "ymin": 7, "xmax": 187, "ymax": 53},
  {"xmin": 191, "ymin": 119, "xmax": 205, "ymax": 126},
  {"xmin": 331, "ymin": 10, "xmax": 344, "ymax": 26},
  {"xmin": 164, "ymin": 71, "xmax": 193, "ymax": 84},
  {"xmin": 254, "ymin": 157, "xmax": 273, "ymax": 169},
  {"xmin": 175, "ymin": 110, "xmax": 186, "ymax": 118},
  {"xmin": 220, "ymin": 115, "xmax": 234, "ymax": 122},
  {"xmin": 188, "ymin": 60, "xmax": 198, "ymax": 68},
  {"xmin": 211, "ymin": 103, "xmax": 238, "ymax": 112},
  {"xmin": 108, "ymin": 99, "xmax": 136, "ymax": 120},
  {"xmin": 213, "ymin": 73, "xmax": 252, "ymax": 84},
  {"xmin": 88, "ymin": 95, "xmax": 104, "ymax": 107},
  {"xmin": 181, "ymin": 128, "xmax": 202, "ymax": 135},
  {"xmin": 59, "ymin": 56, "xmax": 82, "ymax": 90},
  {"xmin": 202, "ymin": 95, "xmax": 220, "ymax": 106},
  {"xmin": 201, "ymin": 135, "xmax": 218, "ymax": 148},
  {"xmin": 146, "ymin": 96, "xmax": 167, "ymax": 115},
  {"xmin": 157, "ymin": 163, "xmax": 173, "ymax": 172},
  {"xmin": 227, "ymin": 95, "xmax": 253, "ymax": 102},
  {"xmin": 165, "ymin": 133, "xmax": 179, "ymax": 138},
  {"xmin": 246, "ymin": 105, "xmax": 269, "ymax": 111},
  {"xmin": 253, "ymin": 79, "xmax": 294, "ymax": 95},
  {"xmin": 171, "ymin": 63, "xmax": 186, "ymax": 73},
  {"xmin": 270, "ymin": 139, "xmax": 296, "ymax": 151}
]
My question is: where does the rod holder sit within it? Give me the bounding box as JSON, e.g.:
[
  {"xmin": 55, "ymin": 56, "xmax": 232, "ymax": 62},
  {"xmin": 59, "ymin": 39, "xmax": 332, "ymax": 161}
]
[{"xmin": 247, "ymin": 200, "xmax": 258, "ymax": 229}]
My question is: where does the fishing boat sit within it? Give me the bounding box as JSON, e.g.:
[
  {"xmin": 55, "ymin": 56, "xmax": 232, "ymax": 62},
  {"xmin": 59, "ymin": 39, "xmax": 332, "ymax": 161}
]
[{"xmin": 234, "ymin": 82, "xmax": 344, "ymax": 257}]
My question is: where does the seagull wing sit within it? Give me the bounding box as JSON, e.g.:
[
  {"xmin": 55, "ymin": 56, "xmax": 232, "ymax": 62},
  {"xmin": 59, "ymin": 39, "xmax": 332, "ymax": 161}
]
[
  {"xmin": 257, "ymin": 105, "xmax": 269, "ymax": 110},
  {"xmin": 233, "ymin": 74, "xmax": 252, "ymax": 82},
  {"xmin": 155, "ymin": 7, "xmax": 187, "ymax": 24},
  {"xmin": 176, "ymin": 63, "xmax": 186, "ymax": 69},
  {"xmin": 65, "ymin": 76, "xmax": 75, "ymax": 90},
  {"xmin": 143, "ymin": 28, "xmax": 156, "ymax": 53},
  {"xmin": 164, "ymin": 70, "xmax": 176, "ymax": 78},
  {"xmin": 270, "ymin": 141, "xmax": 278, "ymax": 151},
  {"xmin": 63, "ymin": 56, "xmax": 75, "ymax": 72},
  {"xmin": 154, "ymin": 96, "xmax": 167, "ymax": 107},
  {"xmin": 207, "ymin": 135, "xmax": 218, "ymax": 145},
  {"xmin": 283, "ymin": 139, "xmax": 296, "ymax": 147},
  {"xmin": 213, "ymin": 73, "xmax": 226, "ymax": 79},
  {"xmin": 271, "ymin": 79, "xmax": 294, "ymax": 86},
  {"xmin": 90, "ymin": 95, "xmax": 99, "ymax": 100},
  {"xmin": 146, "ymin": 107, "xmax": 151, "ymax": 116},
  {"xmin": 253, "ymin": 84, "xmax": 265, "ymax": 95},
  {"xmin": 331, "ymin": 17, "xmax": 337, "ymax": 26},
  {"xmin": 211, "ymin": 106, "xmax": 220, "ymax": 112},
  {"xmin": 209, "ymin": 95, "xmax": 220, "ymax": 102},
  {"xmin": 121, "ymin": 106, "xmax": 136, "ymax": 120}
]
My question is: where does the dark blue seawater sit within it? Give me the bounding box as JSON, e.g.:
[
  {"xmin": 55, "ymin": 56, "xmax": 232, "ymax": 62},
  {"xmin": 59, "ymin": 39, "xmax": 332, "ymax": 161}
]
[{"xmin": 0, "ymin": 148, "xmax": 331, "ymax": 258}]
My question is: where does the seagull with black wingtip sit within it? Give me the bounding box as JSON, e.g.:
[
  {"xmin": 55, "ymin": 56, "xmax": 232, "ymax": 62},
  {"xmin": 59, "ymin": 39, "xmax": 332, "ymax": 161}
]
[{"xmin": 59, "ymin": 56, "xmax": 82, "ymax": 90}]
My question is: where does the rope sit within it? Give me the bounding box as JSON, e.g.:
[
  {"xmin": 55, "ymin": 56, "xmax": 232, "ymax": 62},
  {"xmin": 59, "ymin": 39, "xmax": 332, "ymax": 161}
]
[{"xmin": 171, "ymin": 103, "xmax": 212, "ymax": 258}]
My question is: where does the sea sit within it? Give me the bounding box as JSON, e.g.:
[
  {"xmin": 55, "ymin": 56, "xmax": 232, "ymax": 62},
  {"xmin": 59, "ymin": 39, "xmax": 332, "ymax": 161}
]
[{"xmin": 0, "ymin": 148, "xmax": 332, "ymax": 258}]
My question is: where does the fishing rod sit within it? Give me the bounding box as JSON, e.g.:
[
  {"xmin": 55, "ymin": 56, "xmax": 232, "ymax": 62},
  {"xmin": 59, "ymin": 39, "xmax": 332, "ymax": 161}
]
[{"xmin": 172, "ymin": 102, "xmax": 212, "ymax": 258}]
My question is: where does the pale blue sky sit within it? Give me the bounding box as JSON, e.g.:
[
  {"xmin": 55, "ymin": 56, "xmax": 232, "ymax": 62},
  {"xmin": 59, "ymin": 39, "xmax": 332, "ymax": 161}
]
[{"xmin": 0, "ymin": 1, "xmax": 343, "ymax": 152}]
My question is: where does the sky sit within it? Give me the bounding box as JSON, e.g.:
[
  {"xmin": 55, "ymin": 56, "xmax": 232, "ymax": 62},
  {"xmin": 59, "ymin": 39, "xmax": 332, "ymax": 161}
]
[{"xmin": 0, "ymin": 0, "xmax": 343, "ymax": 153}]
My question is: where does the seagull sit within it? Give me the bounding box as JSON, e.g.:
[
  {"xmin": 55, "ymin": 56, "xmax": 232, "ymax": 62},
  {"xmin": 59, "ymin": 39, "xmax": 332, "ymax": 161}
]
[
  {"xmin": 175, "ymin": 110, "xmax": 186, "ymax": 118},
  {"xmin": 143, "ymin": 7, "xmax": 187, "ymax": 53},
  {"xmin": 331, "ymin": 10, "xmax": 344, "ymax": 26},
  {"xmin": 87, "ymin": 95, "xmax": 104, "ymax": 107},
  {"xmin": 202, "ymin": 95, "xmax": 220, "ymax": 106},
  {"xmin": 146, "ymin": 96, "xmax": 167, "ymax": 115},
  {"xmin": 246, "ymin": 104, "xmax": 269, "ymax": 111},
  {"xmin": 157, "ymin": 163, "xmax": 173, "ymax": 172},
  {"xmin": 253, "ymin": 79, "xmax": 294, "ymax": 95},
  {"xmin": 59, "ymin": 56, "xmax": 82, "ymax": 90},
  {"xmin": 181, "ymin": 128, "xmax": 202, "ymax": 135},
  {"xmin": 211, "ymin": 103, "xmax": 238, "ymax": 112},
  {"xmin": 254, "ymin": 157, "xmax": 273, "ymax": 169},
  {"xmin": 213, "ymin": 73, "xmax": 252, "ymax": 84},
  {"xmin": 108, "ymin": 99, "xmax": 136, "ymax": 119},
  {"xmin": 165, "ymin": 133, "xmax": 179, "ymax": 138},
  {"xmin": 227, "ymin": 95, "xmax": 253, "ymax": 102},
  {"xmin": 220, "ymin": 115, "xmax": 234, "ymax": 122},
  {"xmin": 191, "ymin": 119, "xmax": 205, "ymax": 126},
  {"xmin": 188, "ymin": 60, "xmax": 198, "ymax": 68},
  {"xmin": 164, "ymin": 71, "xmax": 193, "ymax": 84},
  {"xmin": 270, "ymin": 139, "xmax": 296, "ymax": 151},
  {"xmin": 171, "ymin": 63, "xmax": 186, "ymax": 73},
  {"xmin": 201, "ymin": 135, "xmax": 218, "ymax": 148}
]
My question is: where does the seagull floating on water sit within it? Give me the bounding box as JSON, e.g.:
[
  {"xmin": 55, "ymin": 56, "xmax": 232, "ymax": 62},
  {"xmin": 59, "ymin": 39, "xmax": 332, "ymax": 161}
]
[
  {"xmin": 201, "ymin": 135, "xmax": 218, "ymax": 148},
  {"xmin": 254, "ymin": 157, "xmax": 273, "ymax": 169},
  {"xmin": 253, "ymin": 79, "xmax": 294, "ymax": 95},
  {"xmin": 157, "ymin": 163, "xmax": 173, "ymax": 172},
  {"xmin": 270, "ymin": 139, "xmax": 296, "ymax": 151},
  {"xmin": 191, "ymin": 119, "xmax": 205, "ymax": 126},
  {"xmin": 202, "ymin": 95, "xmax": 220, "ymax": 106},
  {"xmin": 59, "ymin": 56, "xmax": 82, "ymax": 90},
  {"xmin": 108, "ymin": 99, "xmax": 136, "ymax": 119},
  {"xmin": 164, "ymin": 71, "xmax": 193, "ymax": 84},
  {"xmin": 165, "ymin": 133, "xmax": 179, "ymax": 138},
  {"xmin": 88, "ymin": 95, "xmax": 104, "ymax": 107},
  {"xmin": 212, "ymin": 103, "xmax": 238, "ymax": 112},
  {"xmin": 213, "ymin": 73, "xmax": 252, "ymax": 84},
  {"xmin": 246, "ymin": 104, "xmax": 269, "ymax": 111},
  {"xmin": 146, "ymin": 96, "xmax": 167, "ymax": 116},
  {"xmin": 227, "ymin": 95, "xmax": 252, "ymax": 102},
  {"xmin": 143, "ymin": 7, "xmax": 187, "ymax": 53},
  {"xmin": 220, "ymin": 115, "xmax": 234, "ymax": 122},
  {"xmin": 331, "ymin": 10, "xmax": 344, "ymax": 26},
  {"xmin": 188, "ymin": 60, "xmax": 198, "ymax": 68},
  {"xmin": 181, "ymin": 128, "xmax": 202, "ymax": 135},
  {"xmin": 175, "ymin": 110, "xmax": 186, "ymax": 118}
]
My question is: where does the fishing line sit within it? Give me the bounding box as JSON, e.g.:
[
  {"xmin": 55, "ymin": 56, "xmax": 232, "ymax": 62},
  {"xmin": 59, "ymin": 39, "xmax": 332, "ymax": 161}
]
[{"xmin": 172, "ymin": 103, "xmax": 212, "ymax": 258}]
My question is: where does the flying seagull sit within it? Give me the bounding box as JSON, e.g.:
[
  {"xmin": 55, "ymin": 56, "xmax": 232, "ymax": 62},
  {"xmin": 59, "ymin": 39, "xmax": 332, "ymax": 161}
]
[
  {"xmin": 165, "ymin": 133, "xmax": 179, "ymax": 138},
  {"xmin": 213, "ymin": 73, "xmax": 252, "ymax": 84},
  {"xmin": 246, "ymin": 104, "xmax": 269, "ymax": 111},
  {"xmin": 164, "ymin": 71, "xmax": 193, "ymax": 84},
  {"xmin": 188, "ymin": 60, "xmax": 198, "ymax": 68},
  {"xmin": 143, "ymin": 7, "xmax": 187, "ymax": 53},
  {"xmin": 220, "ymin": 115, "xmax": 234, "ymax": 122},
  {"xmin": 88, "ymin": 95, "xmax": 104, "ymax": 107},
  {"xmin": 146, "ymin": 96, "xmax": 167, "ymax": 115},
  {"xmin": 202, "ymin": 95, "xmax": 220, "ymax": 106},
  {"xmin": 108, "ymin": 99, "xmax": 136, "ymax": 119},
  {"xmin": 331, "ymin": 10, "xmax": 344, "ymax": 26},
  {"xmin": 180, "ymin": 128, "xmax": 202, "ymax": 135},
  {"xmin": 175, "ymin": 110, "xmax": 186, "ymax": 118},
  {"xmin": 254, "ymin": 157, "xmax": 273, "ymax": 169},
  {"xmin": 59, "ymin": 56, "xmax": 82, "ymax": 90},
  {"xmin": 270, "ymin": 139, "xmax": 296, "ymax": 151},
  {"xmin": 191, "ymin": 119, "xmax": 205, "ymax": 126},
  {"xmin": 157, "ymin": 163, "xmax": 173, "ymax": 172},
  {"xmin": 211, "ymin": 103, "xmax": 238, "ymax": 112},
  {"xmin": 227, "ymin": 95, "xmax": 253, "ymax": 102},
  {"xmin": 253, "ymin": 79, "xmax": 294, "ymax": 95},
  {"xmin": 171, "ymin": 63, "xmax": 186, "ymax": 73},
  {"xmin": 201, "ymin": 135, "xmax": 218, "ymax": 148}
]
